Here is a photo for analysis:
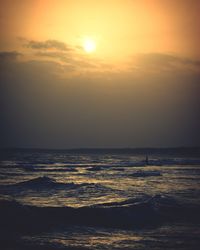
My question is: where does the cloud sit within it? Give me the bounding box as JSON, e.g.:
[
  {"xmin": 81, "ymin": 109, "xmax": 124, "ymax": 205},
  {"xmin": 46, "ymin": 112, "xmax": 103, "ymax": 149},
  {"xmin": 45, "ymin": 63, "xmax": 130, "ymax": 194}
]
[
  {"xmin": 19, "ymin": 38, "xmax": 103, "ymax": 71},
  {"xmin": 36, "ymin": 51, "xmax": 68, "ymax": 59},
  {"xmin": 22, "ymin": 37, "xmax": 200, "ymax": 76},
  {"xmin": 0, "ymin": 51, "xmax": 22, "ymax": 61},
  {"xmin": 35, "ymin": 51, "xmax": 72, "ymax": 64},
  {"xmin": 132, "ymin": 53, "xmax": 200, "ymax": 72},
  {"xmin": 25, "ymin": 39, "xmax": 72, "ymax": 51},
  {"xmin": 35, "ymin": 49, "xmax": 103, "ymax": 70},
  {"xmin": 0, "ymin": 50, "xmax": 73, "ymax": 79}
]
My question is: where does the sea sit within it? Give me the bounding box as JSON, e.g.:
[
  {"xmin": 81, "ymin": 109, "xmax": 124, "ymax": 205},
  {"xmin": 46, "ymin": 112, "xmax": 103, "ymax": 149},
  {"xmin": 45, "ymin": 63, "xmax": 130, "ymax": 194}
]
[{"xmin": 0, "ymin": 148, "xmax": 200, "ymax": 250}]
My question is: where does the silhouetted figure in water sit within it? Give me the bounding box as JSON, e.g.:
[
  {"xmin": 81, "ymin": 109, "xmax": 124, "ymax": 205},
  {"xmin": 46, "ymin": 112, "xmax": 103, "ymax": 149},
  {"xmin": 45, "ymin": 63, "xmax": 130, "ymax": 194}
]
[{"xmin": 145, "ymin": 155, "xmax": 149, "ymax": 165}]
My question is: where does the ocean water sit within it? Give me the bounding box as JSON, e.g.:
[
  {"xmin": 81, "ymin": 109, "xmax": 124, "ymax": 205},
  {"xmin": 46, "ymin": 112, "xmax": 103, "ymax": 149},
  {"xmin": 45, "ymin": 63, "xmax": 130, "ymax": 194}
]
[{"xmin": 0, "ymin": 148, "xmax": 200, "ymax": 250}]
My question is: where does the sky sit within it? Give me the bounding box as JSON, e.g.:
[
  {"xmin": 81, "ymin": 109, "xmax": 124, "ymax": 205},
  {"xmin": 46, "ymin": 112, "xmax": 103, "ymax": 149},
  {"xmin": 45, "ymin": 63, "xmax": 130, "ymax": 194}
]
[{"xmin": 0, "ymin": 0, "xmax": 200, "ymax": 148}]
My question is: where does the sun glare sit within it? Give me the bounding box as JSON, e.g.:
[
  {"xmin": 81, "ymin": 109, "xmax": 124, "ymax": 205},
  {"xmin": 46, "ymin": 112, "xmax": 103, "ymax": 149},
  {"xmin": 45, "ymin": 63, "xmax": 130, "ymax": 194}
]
[{"xmin": 83, "ymin": 38, "xmax": 96, "ymax": 53}]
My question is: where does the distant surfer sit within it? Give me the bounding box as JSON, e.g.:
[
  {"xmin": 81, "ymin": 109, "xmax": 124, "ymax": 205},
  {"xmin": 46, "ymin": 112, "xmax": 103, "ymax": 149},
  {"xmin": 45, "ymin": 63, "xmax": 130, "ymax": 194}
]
[{"xmin": 145, "ymin": 155, "xmax": 149, "ymax": 165}]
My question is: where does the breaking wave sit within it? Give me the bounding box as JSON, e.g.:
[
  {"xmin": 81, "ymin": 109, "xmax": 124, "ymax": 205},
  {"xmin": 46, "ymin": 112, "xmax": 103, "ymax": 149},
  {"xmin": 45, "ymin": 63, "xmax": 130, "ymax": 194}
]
[
  {"xmin": 0, "ymin": 176, "xmax": 111, "ymax": 192},
  {"xmin": 0, "ymin": 194, "xmax": 199, "ymax": 233}
]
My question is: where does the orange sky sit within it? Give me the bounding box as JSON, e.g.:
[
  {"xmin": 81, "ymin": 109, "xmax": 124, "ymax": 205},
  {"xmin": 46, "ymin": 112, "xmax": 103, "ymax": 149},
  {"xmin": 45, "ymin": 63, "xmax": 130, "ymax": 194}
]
[{"xmin": 1, "ymin": 0, "xmax": 200, "ymax": 63}]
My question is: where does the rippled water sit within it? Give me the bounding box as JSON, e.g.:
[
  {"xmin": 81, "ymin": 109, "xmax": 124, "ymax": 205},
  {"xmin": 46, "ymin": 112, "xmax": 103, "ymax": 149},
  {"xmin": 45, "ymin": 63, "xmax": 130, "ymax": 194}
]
[{"xmin": 0, "ymin": 148, "xmax": 200, "ymax": 249}]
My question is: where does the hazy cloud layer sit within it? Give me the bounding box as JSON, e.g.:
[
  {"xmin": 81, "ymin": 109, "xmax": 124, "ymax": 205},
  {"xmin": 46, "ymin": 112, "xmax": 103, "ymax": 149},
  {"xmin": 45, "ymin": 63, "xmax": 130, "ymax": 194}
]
[
  {"xmin": 0, "ymin": 49, "xmax": 200, "ymax": 148},
  {"xmin": 135, "ymin": 53, "xmax": 200, "ymax": 66},
  {"xmin": 35, "ymin": 51, "xmax": 100, "ymax": 69},
  {"xmin": 132, "ymin": 53, "xmax": 200, "ymax": 73},
  {"xmin": 20, "ymin": 39, "xmax": 200, "ymax": 74},
  {"xmin": 22, "ymin": 39, "xmax": 105, "ymax": 71},
  {"xmin": 0, "ymin": 51, "xmax": 22, "ymax": 61},
  {"xmin": 25, "ymin": 39, "xmax": 72, "ymax": 51}
]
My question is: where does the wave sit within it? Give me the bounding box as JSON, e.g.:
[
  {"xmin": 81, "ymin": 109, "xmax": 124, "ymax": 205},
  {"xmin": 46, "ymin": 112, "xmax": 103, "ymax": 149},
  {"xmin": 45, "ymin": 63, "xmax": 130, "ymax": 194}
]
[
  {"xmin": 86, "ymin": 166, "xmax": 105, "ymax": 171},
  {"xmin": 131, "ymin": 171, "xmax": 162, "ymax": 178},
  {"xmin": 24, "ymin": 167, "xmax": 78, "ymax": 172},
  {"xmin": 0, "ymin": 194, "xmax": 199, "ymax": 233},
  {"xmin": 13, "ymin": 176, "xmax": 69, "ymax": 188},
  {"xmin": 1, "ymin": 158, "xmax": 200, "ymax": 174},
  {"xmin": 0, "ymin": 176, "xmax": 112, "ymax": 193}
]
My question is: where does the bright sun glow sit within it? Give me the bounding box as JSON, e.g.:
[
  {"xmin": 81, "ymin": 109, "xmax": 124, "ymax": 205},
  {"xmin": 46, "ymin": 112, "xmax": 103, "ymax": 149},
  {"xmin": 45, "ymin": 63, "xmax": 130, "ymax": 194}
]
[{"xmin": 83, "ymin": 38, "xmax": 96, "ymax": 53}]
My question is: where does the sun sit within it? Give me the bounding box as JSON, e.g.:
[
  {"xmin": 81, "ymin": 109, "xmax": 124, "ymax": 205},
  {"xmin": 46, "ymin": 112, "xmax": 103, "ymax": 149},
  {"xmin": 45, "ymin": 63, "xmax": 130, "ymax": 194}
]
[{"xmin": 83, "ymin": 38, "xmax": 96, "ymax": 53}]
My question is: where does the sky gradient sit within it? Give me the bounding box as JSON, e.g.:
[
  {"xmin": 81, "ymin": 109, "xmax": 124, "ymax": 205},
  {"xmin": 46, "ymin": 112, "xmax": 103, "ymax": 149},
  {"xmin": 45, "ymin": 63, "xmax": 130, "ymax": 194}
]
[{"xmin": 0, "ymin": 0, "xmax": 200, "ymax": 148}]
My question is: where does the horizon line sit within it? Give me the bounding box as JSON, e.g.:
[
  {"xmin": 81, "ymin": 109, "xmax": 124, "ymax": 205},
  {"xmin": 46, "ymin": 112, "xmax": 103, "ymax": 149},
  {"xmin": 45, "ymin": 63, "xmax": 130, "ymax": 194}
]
[{"xmin": 1, "ymin": 146, "xmax": 200, "ymax": 151}]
